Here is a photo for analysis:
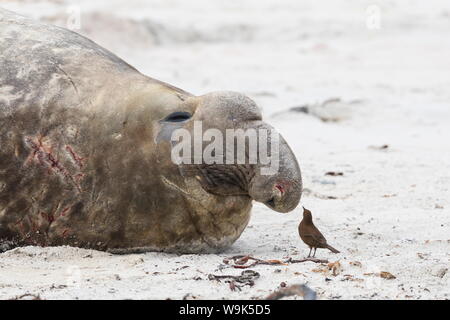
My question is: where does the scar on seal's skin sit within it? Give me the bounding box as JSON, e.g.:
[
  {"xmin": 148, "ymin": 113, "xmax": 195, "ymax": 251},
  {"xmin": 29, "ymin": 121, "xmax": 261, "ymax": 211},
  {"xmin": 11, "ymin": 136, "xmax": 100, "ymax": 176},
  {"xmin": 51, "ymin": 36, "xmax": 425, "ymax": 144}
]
[
  {"xmin": 65, "ymin": 145, "xmax": 85, "ymax": 169},
  {"xmin": 160, "ymin": 175, "xmax": 191, "ymax": 196},
  {"xmin": 25, "ymin": 136, "xmax": 83, "ymax": 192},
  {"xmin": 54, "ymin": 64, "xmax": 79, "ymax": 96},
  {"xmin": 160, "ymin": 175, "xmax": 218, "ymax": 211}
]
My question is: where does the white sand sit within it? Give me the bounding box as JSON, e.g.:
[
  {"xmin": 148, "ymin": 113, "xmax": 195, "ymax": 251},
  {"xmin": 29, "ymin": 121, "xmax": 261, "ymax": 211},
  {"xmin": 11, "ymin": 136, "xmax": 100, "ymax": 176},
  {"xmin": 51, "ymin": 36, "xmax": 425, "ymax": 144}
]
[{"xmin": 0, "ymin": 0, "xmax": 449, "ymax": 300}]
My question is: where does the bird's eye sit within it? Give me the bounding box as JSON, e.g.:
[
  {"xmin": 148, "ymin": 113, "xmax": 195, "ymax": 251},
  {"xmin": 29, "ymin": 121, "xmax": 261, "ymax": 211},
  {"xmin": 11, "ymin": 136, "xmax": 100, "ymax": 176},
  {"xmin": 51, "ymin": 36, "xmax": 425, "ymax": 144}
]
[{"xmin": 162, "ymin": 111, "xmax": 192, "ymax": 122}]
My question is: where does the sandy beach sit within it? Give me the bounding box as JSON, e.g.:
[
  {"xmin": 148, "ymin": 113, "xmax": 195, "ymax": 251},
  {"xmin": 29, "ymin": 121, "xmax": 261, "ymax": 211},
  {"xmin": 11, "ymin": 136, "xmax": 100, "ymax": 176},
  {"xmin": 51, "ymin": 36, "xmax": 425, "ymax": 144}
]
[{"xmin": 0, "ymin": 0, "xmax": 449, "ymax": 300}]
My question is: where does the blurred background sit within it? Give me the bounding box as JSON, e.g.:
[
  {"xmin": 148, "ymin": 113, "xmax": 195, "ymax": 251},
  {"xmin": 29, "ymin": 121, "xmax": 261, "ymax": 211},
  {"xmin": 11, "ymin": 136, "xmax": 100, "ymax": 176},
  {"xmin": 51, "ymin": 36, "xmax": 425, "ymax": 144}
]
[{"xmin": 2, "ymin": 0, "xmax": 449, "ymax": 107}]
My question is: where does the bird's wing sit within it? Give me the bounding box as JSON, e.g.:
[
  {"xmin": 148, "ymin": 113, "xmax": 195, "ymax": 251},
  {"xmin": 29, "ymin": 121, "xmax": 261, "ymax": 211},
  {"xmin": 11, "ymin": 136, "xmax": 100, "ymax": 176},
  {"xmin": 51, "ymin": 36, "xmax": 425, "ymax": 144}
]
[{"xmin": 303, "ymin": 233, "xmax": 327, "ymax": 247}]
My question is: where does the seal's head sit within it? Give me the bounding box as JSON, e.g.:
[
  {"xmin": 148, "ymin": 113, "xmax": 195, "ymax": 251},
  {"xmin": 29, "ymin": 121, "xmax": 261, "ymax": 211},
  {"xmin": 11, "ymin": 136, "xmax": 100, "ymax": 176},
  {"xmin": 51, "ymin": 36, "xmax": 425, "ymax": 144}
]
[{"xmin": 158, "ymin": 91, "xmax": 302, "ymax": 213}]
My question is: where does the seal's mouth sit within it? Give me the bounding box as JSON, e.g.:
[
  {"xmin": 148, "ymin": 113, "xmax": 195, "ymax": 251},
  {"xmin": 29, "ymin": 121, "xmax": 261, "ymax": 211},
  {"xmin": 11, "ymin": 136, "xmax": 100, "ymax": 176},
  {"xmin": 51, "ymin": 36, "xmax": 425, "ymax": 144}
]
[{"xmin": 266, "ymin": 197, "xmax": 276, "ymax": 208}]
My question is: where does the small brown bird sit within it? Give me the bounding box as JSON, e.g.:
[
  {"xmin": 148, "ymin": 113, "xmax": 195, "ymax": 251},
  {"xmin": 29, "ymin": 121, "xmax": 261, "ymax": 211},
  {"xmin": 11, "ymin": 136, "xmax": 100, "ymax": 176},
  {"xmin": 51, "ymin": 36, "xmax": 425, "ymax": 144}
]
[{"xmin": 298, "ymin": 207, "xmax": 340, "ymax": 257}]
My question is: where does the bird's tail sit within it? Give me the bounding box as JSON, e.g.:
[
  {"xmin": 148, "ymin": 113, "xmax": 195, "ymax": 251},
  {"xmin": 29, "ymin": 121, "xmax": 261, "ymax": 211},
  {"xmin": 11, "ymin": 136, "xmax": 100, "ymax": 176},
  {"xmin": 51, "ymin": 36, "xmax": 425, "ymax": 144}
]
[{"xmin": 326, "ymin": 245, "xmax": 340, "ymax": 253}]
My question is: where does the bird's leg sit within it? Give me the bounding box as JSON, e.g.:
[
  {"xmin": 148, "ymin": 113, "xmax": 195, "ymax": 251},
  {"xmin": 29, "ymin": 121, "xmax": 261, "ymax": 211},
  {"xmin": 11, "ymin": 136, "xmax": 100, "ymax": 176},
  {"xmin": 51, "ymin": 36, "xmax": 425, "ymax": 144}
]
[
  {"xmin": 307, "ymin": 247, "xmax": 312, "ymax": 258},
  {"xmin": 313, "ymin": 248, "xmax": 317, "ymax": 257}
]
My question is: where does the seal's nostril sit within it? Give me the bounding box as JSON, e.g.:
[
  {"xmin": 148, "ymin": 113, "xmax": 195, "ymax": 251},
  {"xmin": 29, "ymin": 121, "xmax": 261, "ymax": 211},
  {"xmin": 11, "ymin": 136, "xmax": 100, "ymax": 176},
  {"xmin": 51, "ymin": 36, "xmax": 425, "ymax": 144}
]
[{"xmin": 275, "ymin": 184, "xmax": 284, "ymax": 195}]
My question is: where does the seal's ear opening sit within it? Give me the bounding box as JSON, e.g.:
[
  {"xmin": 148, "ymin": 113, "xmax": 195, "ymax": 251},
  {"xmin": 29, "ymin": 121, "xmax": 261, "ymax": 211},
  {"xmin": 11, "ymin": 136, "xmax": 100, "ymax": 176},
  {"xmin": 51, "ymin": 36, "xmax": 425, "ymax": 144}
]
[{"xmin": 162, "ymin": 111, "xmax": 192, "ymax": 123}]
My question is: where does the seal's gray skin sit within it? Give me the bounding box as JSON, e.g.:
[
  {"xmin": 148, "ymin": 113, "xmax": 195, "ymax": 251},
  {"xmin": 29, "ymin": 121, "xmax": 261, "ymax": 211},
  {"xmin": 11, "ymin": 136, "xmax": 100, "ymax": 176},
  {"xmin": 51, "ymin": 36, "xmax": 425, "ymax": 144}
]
[{"xmin": 0, "ymin": 8, "xmax": 302, "ymax": 253}]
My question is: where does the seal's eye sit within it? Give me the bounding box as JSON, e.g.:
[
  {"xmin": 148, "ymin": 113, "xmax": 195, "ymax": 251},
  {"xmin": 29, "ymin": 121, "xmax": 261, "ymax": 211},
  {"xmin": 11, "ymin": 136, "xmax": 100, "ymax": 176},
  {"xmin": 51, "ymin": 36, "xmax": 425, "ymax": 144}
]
[{"xmin": 162, "ymin": 111, "xmax": 192, "ymax": 122}]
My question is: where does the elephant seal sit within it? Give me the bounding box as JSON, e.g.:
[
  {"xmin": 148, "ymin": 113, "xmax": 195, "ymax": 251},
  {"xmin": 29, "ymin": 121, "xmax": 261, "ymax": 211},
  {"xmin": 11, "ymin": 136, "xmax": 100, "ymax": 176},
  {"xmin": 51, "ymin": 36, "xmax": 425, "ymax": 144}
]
[{"xmin": 0, "ymin": 8, "xmax": 302, "ymax": 253}]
